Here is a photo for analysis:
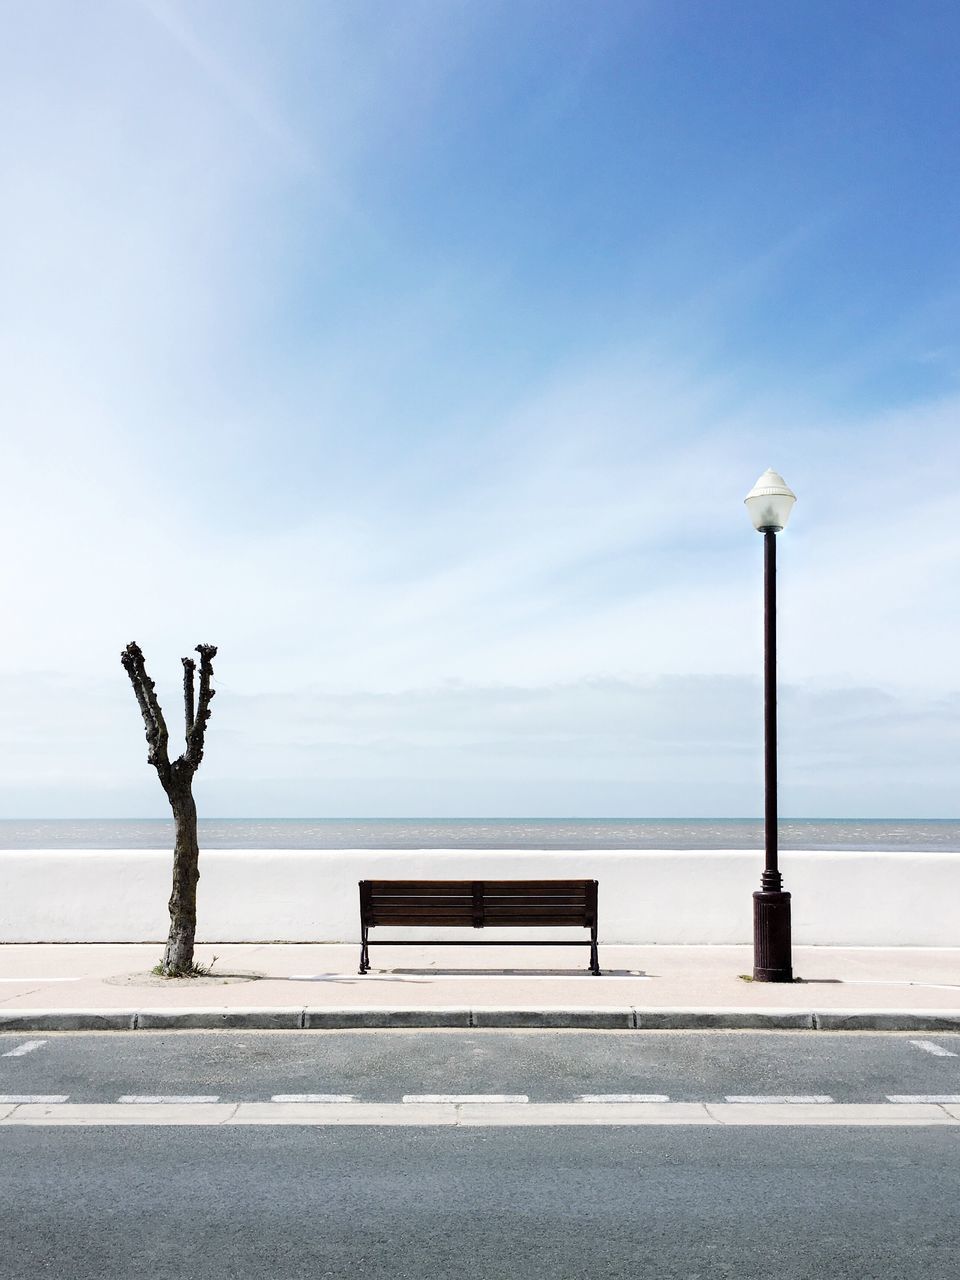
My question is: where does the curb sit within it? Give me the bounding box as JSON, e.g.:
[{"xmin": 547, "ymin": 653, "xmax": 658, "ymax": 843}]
[{"xmin": 1, "ymin": 1007, "xmax": 959, "ymax": 1032}]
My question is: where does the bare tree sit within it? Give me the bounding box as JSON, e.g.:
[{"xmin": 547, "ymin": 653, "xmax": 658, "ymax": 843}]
[{"xmin": 121, "ymin": 641, "xmax": 218, "ymax": 976}]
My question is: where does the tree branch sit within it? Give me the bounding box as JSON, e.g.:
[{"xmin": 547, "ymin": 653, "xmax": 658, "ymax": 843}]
[
  {"xmin": 184, "ymin": 643, "xmax": 217, "ymax": 770},
  {"xmin": 182, "ymin": 656, "xmax": 196, "ymax": 737},
  {"xmin": 121, "ymin": 641, "xmax": 171, "ymax": 785}
]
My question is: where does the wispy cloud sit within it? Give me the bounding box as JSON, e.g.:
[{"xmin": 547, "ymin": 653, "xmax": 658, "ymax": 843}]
[
  {"xmin": 137, "ymin": 0, "xmax": 308, "ymax": 161},
  {"xmin": 1, "ymin": 670, "xmax": 955, "ymax": 817},
  {"xmin": 0, "ymin": 3, "xmax": 957, "ymax": 815}
]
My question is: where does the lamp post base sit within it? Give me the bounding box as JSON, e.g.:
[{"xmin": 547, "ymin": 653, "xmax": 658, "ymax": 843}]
[{"xmin": 753, "ymin": 890, "xmax": 793, "ymax": 982}]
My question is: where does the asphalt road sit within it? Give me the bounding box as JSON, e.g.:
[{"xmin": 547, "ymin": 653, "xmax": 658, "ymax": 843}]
[
  {"xmin": 2, "ymin": 1032, "xmax": 959, "ymax": 1279},
  {"xmin": 1, "ymin": 1029, "xmax": 958, "ymax": 1101},
  {"xmin": 2, "ymin": 1125, "xmax": 959, "ymax": 1279}
]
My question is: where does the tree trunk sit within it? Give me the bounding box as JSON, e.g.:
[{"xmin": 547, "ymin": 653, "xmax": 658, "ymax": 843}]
[
  {"xmin": 162, "ymin": 785, "xmax": 200, "ymax": 976},
  {"xmin": 122, "ymin": 641, "xmax": 217, "ymax": 978}
]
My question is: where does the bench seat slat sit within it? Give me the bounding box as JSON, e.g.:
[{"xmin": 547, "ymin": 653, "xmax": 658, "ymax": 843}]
[
  {"xmin": 371, "ymin": 911, "xmax": 481, "ymax": 921},
  {"xmin": 369, "ymin": 902, "xmax": 591, "ymax": 912},
  {"xmin": 370, "ymin": 916, "xmax": 587, "ymax": 927},
  {"xmin": 483, "ymin": 909, "xmax": 593, "ymax": 922},
  {"xmin": 371, "ymin": 897, "xmax": 475, "ymax": 908},
  {"xmin": 368, "ymin": 902, "xmax": 592, "ymax": 914},
  {"xmin": 478, "ymin": 901, "xmax": 586, "ymax": 911},
  {"xmin": 364, "ymin": 882, "xmax": 476, "ymax": 895},
  {"xmin": 364, "ymin": 880, "xmax": 592, "ymax": 894},
  {"xmin": 479, "ymin": 881, "xmax": 593, "ymax": 894}
]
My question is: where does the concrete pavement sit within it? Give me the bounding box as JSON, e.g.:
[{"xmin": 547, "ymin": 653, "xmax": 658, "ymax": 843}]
[{"xmin": 0, "ymin": 943, "xmax": 957, "ymax": 1030}]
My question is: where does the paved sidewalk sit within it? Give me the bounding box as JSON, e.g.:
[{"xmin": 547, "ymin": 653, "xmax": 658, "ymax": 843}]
[{"xmin": 0, "ymin": 943, "xmax": 958, "ymax": 1030}]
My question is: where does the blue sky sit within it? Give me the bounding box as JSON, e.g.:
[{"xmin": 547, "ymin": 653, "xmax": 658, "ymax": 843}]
[{"xmin": 1, "ymin": 1, "xmax": 959, "ymax": 817}]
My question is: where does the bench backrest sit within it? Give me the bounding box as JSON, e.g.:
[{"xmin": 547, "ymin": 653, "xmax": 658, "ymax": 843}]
[{"xmin": 359, "ymin": 879, "xmax": 598, "ymax": 928}]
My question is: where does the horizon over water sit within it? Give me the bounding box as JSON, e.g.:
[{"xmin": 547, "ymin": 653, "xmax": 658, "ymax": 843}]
[{"xmin": 0, "ymin": 818, "xmax": 959, "ymax": 852}]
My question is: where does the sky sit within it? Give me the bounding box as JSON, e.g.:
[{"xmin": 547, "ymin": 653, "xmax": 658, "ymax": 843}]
[{"xmin": 1, "ymin": 0, "xmax": 959, "ymax": 819}]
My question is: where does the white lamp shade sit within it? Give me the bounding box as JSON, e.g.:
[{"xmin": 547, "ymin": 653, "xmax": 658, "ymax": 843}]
[{"xmin": 744, "ymin": 469, "xmax": 796, "ymax": 531}]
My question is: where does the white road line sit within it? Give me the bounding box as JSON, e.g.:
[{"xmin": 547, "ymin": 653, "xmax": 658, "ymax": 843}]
[
  {"xmin": 271, "ymin": 1094, "xmax": 356, "ymax": 1103},
  {"xmin": 1, "ymin": 1101, "xmax": 959, "ymax": 1127},
  {"xmin": 909, "ymin": 1039, "xmax": 958, "ymax": 1057},
  {"xmin": 0, "ymin": 1103, "xmax": 236, "ymax": 1127},
  {"xmin": 0, "ymin": 1094, "xmax": 68, "ymax": 1104},
  {"xmin": 1, "ymin": 1040, "xmax": 47, "ymax": 1058},
  {"xmin": 705, "ymin": 1103, "xmax": 957, "ymax": 1127},
  {"xmin": 887, "ymin": 1094, "xmax": 960, "ymax": 1104},
  {"xmin": 233, "ymin": 1103, "xmax": 454, "ymax": 1126},
  {"xmin": 578, "ymin": 1093, "xmax": 670, "ymax": 1103},
  {"xmin": 840, "ymin": 979, "xmax": 960, "ymax": 991},
  {"xmin": 117, "ymin": 1095, "xmax": 220, "ymax": 1104},
  {"xmin": 724, "ymin": 1095, "xmax": 835, "ymax": 1104},
  {"xmin": 402, "ymin": 1093, "xmax": 529, "ymax": 1104}
]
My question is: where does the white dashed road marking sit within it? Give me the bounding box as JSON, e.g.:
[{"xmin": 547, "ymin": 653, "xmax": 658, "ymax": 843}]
[
  {"xmin": 0, "ymin": 1095, "xmax": 68, "ymax": 1104},
  {"xmin": 1, "ymin": 1040, "xmax": 46, "ymax": 1058},
  {"xmin": 725, "ymin": 1095, "xmax": 835, "ymax": 1104},
  {"xmin": 909, "ymin": 1040, "xmax": 958, "ymax": 1057},
  {"xmin": 579, "ymin": 1093, "xmax": 670, "ymax": 1103},
  {"xmin": 402, "ymin": 1093, "xmax": 529, "ymax": 1104},
  {"xmin": 887, "ymin": 1094, "xmax": 960, "ymax": 1104},
  {"xmin": 271, "ymin": 1094, "xmax": 355, "ymax": 1103},
  {"xmin": 117, "ymin": 1095, "xmax": 220, "ymax": 1104}
]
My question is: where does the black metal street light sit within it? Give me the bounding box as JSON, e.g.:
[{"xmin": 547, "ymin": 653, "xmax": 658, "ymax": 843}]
[{"xmin": 744, "ymin": 468, "xmax": 797, "ymax": 983}]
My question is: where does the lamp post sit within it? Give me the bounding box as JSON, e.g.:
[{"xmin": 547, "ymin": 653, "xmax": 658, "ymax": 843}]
[{"xmin": 744, "ymin": 468, "xmax": 796, "ymax": 983}]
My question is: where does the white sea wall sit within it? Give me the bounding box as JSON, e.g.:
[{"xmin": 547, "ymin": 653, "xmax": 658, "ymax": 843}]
[{"xmin": 1, "ymin": 849, "xmax": 957, "ymax": 946}]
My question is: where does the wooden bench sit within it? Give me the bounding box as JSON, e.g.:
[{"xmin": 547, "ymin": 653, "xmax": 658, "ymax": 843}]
[{"xmin": 358, "ymin": 879, "xmax": 600, "ymax": 975}]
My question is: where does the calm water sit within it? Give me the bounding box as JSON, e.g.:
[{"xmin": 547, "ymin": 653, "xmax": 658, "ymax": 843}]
[{"xmin": 0, "ymin": 818, "xmax": 958, "ymax": 851}]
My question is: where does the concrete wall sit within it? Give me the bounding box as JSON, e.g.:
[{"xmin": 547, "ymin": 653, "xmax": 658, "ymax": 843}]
[{"xmin": 1, "ymin": 849, "xmax": 957, "ymax": 946}]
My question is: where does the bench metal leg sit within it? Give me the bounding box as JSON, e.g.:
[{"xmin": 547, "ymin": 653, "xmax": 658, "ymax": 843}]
[
  {"xmin": 359, "ymin": 928, "xmax": 370, "ymax": 975},
  {"xmin": 590, "ymin": 928, "xmax": 601, "ymax": 976}
]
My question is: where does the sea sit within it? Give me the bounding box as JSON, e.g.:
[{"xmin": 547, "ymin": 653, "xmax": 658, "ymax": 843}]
[{"xmin": 0, "ymin": 819, "xmax": 958, "ymax": 852}]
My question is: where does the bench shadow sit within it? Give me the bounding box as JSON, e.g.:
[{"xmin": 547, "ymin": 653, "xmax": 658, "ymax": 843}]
[
  {"xmin": 381, "ymin": 967, "xmax": 648, "ymax": 978},
  {"xmin": 282, "ymin": 973, "xmax": 431, "ymax": 983}
]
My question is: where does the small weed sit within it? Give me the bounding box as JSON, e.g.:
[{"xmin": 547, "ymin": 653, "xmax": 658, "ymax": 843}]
[
  {"xmin": 151, "ymin": 954, "xmax": 219, "ymax": 979},
  {"xmin": 739, "ymin": 971, "xmax": 803, "ymax": 983}
]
